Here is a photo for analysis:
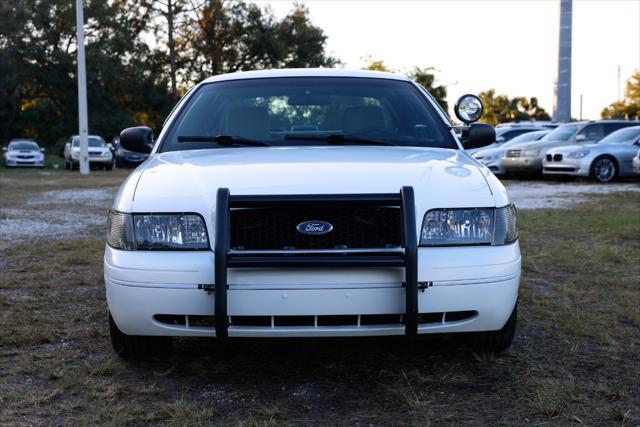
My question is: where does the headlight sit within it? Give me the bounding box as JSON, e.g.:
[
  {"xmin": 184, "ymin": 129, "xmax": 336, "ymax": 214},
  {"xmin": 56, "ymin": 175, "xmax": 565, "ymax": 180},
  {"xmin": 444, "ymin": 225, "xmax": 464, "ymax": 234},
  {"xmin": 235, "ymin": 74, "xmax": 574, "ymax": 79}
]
[
  {"xmin": 106, "ymin": 211, "xmax": 209, "ymax": 250},
  {"xmin": 523, "ymin": 148, "xmax": 541, "ymax": 157},
  {"xmin": 568, "ymin": 150, "xmax": 589, "ymax": 159},
  {"xmin": 420, "ymin": 205, "xmax": 517, "ymax": 246}
]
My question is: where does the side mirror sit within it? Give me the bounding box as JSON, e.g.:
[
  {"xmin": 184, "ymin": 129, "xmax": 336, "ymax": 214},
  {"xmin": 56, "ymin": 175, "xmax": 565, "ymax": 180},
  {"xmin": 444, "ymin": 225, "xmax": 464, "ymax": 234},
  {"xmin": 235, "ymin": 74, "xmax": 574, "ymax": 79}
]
[
  {"xmin": 120, "ymin": 126, "xmax": 154, "ymax": 154},
  {"xmin": 495, "ymin": 136, "xmax": 506, "ymax": 143},
  {"xmin": 575, "ymin": 133, "xmax": 586, "ymax": 142},
  {"xmin": 454, "ymin": 94, "xmax": 484, "ymax": 124},
  {"xmin": 463, "ymin": 123, "xmax": 496, "ymax": 150},
  {"xmin": 2, "ymin": 147, "xmax": 6, "ymax": 152},
  {"xmin": 40, "ymin": 147, "xmax": 45, "ymax": 152}
]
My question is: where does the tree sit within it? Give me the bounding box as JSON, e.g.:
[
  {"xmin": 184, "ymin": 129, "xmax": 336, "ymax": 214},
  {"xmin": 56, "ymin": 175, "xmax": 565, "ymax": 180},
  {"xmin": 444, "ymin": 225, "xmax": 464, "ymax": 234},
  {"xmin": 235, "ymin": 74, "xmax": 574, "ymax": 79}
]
[
  {"xmin": 478, "ymin": 89, "xmax": 551, "ymax": 126},
  {"xmin": 182, "ymin": 1, "xmax": 337, "ymax": 84},
  {"xmin": 0, "ymin": 0, "xmax": 173, "ymax": 147},
  {"xmin": 139, "ymin": 0, "xmax": 191, "ymax": 101},
  {"xmin": 601, "ymin": 70, "xmax": 640, "ymax": 120}
]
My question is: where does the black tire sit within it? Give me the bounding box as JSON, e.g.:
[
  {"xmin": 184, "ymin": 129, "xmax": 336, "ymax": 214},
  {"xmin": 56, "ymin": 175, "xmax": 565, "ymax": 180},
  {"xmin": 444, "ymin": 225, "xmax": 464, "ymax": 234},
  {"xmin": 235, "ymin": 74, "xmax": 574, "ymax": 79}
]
[
  {"xmin": 109, "ymin": 312, "xmax": 172, "ymax": 360},
  {"xmin": 590, "ymin": 155, "xmax": 617, "ymax": 183},
  {"xmin": 457, "ymin": 303, "xmax": 517, "ymax": 354}
]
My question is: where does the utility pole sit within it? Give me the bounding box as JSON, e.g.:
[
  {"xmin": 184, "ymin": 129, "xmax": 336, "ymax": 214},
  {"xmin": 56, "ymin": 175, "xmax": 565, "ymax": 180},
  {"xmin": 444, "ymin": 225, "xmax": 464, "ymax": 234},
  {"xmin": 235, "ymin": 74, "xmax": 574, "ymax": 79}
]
[
  {"xmin": 617, "ymin": 65, "xmax": 621, "ymax": 102},
  {"xmin": 579, "ymin": 94, "xmax": 583, "ymax": 120},
  {"xmin": 75, "ymin": 0, "xmax": 89, "ymax": 175},
  {"xmin": 552, "ymin": 0, "xmax": 572, "ymax": 123}
]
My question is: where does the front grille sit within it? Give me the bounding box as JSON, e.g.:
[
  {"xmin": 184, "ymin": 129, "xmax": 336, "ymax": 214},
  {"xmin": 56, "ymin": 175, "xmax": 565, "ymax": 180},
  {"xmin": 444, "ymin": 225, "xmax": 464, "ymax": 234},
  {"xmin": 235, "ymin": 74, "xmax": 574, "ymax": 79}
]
[
  {"xmin": 544, "ymin": 166, "xmax": 576, "ymax": 173},
  {"xmin": 546, "ymin": 154, "xmax": 552, "ymax": 161},
  {"xmin": 17, "ymin": 155, "xmax": 34, "ymax": 159},
  {"xmin": 506, "ymin": 150, "xmax": 521, "ymax": 158},
  {"xmin": 230, "ymin": 205, "xmax": 401, "ymax": 250},
  {"xmin": 89, "ymin": 151, "xmax": 101, "ymax": 156},
  {"xmin": 554, "ymin": 154, "xmax": 563, "ymax": 161}
]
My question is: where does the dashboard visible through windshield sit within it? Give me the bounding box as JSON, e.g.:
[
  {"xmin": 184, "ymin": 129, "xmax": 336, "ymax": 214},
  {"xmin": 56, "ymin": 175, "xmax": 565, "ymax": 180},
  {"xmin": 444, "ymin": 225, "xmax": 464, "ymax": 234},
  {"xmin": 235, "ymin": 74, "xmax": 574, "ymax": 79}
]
[{"xmin": 160, "ymin": 77, "xmax": 456, "ymax": 152}]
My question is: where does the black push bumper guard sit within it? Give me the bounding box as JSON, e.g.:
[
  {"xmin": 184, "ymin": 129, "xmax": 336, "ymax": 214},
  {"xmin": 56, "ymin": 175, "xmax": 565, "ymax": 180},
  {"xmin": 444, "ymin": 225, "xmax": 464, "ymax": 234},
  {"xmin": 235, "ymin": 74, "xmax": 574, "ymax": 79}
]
[{"xmin": 214, "ymin": 187, "xmax": 419, "ymax": 338}]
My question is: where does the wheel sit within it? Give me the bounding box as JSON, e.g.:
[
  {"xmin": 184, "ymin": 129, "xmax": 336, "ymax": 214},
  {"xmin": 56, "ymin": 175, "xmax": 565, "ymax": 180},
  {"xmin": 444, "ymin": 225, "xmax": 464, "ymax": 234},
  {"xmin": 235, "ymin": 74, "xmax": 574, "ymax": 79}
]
[
  {"xmin": 456, "ymin": 303, "xmax": 517, "ymax": 353},
  {"xmin": 590, "ymin": 156, "xmax": 617, "ymax": 183},
  {"xmin": 109, "ymin": 312, "xmax": 172, "ymax": 360}
]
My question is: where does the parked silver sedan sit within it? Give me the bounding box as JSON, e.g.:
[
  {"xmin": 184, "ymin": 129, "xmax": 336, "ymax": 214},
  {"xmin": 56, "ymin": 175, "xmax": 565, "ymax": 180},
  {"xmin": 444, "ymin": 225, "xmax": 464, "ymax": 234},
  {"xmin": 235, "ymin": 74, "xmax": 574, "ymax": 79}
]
[
  {"xmin": 472, "ymin": 130, "xmax": 549, "ymax": 175},
  {"xmin": 502, "ymin": 120, "xmax": 640, "ymax": 175},
  {"xmin": 543, "ymin": 126, "xmax": 640, "ymax": 182}
]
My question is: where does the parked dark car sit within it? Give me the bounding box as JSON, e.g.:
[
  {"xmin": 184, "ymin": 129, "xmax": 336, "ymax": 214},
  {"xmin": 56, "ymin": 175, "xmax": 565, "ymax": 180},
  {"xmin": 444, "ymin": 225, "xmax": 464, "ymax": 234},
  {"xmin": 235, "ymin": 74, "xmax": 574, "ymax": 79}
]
[{"xmin": 113, "ymin": 137, "xmax": 148, "ymax": 168}]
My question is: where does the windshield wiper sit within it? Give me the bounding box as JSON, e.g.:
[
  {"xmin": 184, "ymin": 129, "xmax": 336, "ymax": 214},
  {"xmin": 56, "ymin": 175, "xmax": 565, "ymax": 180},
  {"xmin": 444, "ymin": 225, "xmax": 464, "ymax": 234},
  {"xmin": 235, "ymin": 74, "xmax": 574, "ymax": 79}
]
[
  {"xmin": 284, "ymin": 133, "xmax": 396, "ymax": 146},
  {"xmin": 177, "ymin": 135, "xmax": 270, "ymax": 147}
]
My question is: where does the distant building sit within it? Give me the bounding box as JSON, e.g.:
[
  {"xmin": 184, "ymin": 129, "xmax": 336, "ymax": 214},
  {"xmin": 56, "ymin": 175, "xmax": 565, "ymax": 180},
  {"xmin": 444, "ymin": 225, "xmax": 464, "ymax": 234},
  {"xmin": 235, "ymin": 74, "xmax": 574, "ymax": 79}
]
[{"xmin": 553, "ymin": 0, "xmax": 572, "ymax": 122}]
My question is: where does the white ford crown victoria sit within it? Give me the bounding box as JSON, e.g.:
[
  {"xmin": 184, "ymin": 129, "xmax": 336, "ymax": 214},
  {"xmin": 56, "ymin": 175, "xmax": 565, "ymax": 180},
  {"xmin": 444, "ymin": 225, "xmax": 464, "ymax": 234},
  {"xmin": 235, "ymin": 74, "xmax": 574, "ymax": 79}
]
[{"xmin": 106, "ymin": 69, "xmax": 520, "ymax": 359}]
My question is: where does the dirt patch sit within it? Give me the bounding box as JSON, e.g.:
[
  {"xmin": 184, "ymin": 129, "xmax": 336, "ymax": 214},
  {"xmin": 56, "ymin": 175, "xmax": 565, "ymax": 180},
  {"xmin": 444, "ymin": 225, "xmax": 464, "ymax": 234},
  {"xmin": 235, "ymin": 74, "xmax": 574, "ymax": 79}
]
[{"xmin": 503, "ymin": 181, "xmax": 640, "ymax": 209}]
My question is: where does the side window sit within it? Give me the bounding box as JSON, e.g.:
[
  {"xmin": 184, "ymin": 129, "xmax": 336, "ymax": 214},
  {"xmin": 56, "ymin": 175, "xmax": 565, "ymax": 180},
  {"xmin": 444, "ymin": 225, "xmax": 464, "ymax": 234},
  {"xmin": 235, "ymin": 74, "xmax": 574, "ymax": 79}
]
[
  {"xmin": 603, "ymin": 123, "xmax": 629, "ymax": 135},
  {"xmin": 576, "ymin": 124, "xmax": 605, "ymax": 142}
]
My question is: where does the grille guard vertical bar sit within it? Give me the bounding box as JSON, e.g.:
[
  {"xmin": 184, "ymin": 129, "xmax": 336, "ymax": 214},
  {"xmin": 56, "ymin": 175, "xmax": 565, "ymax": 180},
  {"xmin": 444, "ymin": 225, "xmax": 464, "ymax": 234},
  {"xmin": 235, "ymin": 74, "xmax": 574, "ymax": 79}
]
[
  {"xmin": 215, "ymin": 188, "xmax": 230, "ymax": 338},
  {"xmin": 401, "ymin": 186, "xmax": 418, "ymax": 336}
]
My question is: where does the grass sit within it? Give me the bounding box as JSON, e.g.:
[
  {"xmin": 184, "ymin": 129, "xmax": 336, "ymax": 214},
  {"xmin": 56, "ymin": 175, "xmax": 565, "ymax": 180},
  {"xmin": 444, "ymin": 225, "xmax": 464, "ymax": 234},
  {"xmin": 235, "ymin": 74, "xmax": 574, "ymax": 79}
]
[{"xmin": 1, "ymin": 169, "xmax": 639, "ymax": 425}]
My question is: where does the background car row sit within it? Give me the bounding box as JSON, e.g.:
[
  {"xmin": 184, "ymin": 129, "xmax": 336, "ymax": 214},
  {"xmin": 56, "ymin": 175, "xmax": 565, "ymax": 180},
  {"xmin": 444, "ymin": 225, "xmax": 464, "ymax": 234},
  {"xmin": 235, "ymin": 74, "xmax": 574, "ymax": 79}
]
[
  {"xmin": 472, "ymin": 120, "xmax": 640, "ymax": 182},
  {"xmin": 2, "ymin": 135, "xmax": 148, "ymax": 170}
]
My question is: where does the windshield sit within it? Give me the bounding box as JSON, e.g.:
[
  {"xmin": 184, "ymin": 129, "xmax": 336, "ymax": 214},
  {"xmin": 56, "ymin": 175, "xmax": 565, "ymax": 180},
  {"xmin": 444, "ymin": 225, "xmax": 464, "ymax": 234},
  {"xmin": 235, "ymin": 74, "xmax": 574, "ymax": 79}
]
[
  {"xmin": 540, "ymin": 124, "xmax": 578, "ymax": 142},
  {"xmin": 598, "ymin": 126, "xmax": 640, "ymax": 144},
  {"xmin": 161, "ymin": 77, "xmax": 456, "ymax": 152},
  {"xmin": 72, "ymin": 136, "xmax": 106, "ymax": 147},
  {"xmin": 502, "ymin": 130, "xmax": 549, "ymax": 147},
  {"xmin": 9, "ymin": 142, "xmax": 38, "ymax": 151}
]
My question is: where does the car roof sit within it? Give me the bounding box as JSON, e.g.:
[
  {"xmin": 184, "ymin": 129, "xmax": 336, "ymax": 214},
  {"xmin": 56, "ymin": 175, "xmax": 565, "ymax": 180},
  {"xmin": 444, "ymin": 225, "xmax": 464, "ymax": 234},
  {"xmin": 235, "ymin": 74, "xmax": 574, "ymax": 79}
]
[{"xmin": 201, "ymin": 68, "xmax": 411, "ymax": 84}]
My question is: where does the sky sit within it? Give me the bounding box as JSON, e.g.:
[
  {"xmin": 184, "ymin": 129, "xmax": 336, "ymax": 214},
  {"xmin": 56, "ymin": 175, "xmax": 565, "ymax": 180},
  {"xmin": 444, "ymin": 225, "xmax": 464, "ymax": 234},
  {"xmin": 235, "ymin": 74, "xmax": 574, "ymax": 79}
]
[{"xmin": 256, "ymin": 0, "xmax": 640, "ymax": 120}]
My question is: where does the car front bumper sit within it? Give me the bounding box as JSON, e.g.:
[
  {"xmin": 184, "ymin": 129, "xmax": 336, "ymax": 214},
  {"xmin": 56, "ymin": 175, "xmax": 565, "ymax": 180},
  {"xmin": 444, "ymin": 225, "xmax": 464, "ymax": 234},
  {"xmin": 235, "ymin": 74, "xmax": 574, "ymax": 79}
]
[
  {"xmin": 5, "ymin": 158, "xmax": 44, "ymax": 167},
  {"xmin": 542, "ymin": 157, "xmax": 590, "ymax": 177},
  {"xmin": 105, "ymin": 244, "xmax": 521, "ymax": 338},
  {"xmin": 501, "ymin": 156, "xmax": 543, "ymax": 172}
]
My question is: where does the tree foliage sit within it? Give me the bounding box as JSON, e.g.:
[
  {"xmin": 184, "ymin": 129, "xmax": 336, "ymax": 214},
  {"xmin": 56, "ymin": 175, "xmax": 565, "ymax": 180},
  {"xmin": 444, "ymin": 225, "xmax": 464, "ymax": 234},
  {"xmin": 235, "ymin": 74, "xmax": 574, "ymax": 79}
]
[
  {"xmin": 0, "ymin": 0, "xmax": 337, "ymax": 147},
  {"xmin": 478, "ymin": 90, "xmax": 551, "ymax": 126},
  {"xmin": 601, "ymin": 70, "xmax": 640, "ymax": 120}
]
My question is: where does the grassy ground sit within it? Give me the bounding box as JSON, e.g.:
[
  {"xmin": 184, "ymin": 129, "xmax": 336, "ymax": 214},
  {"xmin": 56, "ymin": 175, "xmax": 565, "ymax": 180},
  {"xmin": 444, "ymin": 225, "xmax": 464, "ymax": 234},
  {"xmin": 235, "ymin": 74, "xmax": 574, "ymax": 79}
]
[{"xmin": 1, "ymin": 170, "xmax": 639, "ymax": 425}]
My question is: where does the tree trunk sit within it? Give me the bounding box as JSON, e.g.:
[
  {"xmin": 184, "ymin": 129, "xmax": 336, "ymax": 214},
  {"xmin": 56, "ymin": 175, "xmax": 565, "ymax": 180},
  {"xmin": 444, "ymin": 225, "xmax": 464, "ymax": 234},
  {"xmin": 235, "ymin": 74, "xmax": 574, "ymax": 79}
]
[{"xmin": 167, "ymin": 0, "xmax": 178, "ymax": 101}]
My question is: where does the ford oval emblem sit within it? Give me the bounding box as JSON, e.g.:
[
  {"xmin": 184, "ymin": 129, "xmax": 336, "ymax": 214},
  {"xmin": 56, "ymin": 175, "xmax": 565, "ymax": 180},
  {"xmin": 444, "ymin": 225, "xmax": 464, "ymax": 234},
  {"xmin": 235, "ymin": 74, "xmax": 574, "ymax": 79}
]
[{"xmin": 296, "ymin": 220, "xmax": 333, "ymax": 235}]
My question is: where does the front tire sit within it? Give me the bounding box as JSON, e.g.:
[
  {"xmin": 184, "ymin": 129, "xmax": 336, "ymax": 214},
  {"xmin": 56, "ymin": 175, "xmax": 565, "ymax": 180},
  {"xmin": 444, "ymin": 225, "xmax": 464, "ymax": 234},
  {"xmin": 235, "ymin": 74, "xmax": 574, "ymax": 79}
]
[
  {"xmin": 457, "ymin": 303, "xmax": 517, "ymax": 353},
  {"xmin": 590, "ymin": 156, "xmax": 617, "ymax": 183},
  {"xmin": 109, "ymin": 312, "xmax": 172, "ymax": 360}
]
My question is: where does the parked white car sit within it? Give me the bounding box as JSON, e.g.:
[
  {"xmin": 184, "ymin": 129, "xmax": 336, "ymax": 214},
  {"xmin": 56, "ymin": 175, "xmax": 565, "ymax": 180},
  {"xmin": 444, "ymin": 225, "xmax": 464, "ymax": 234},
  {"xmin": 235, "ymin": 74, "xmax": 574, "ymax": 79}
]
[
  {"xmin": 543, "ymin": 126, "xmax": 640, "ymax": 182},
  {"xmin": 472, "ymin": 130, "xmax": 549, "ymax": 175},
  {"xmin": 64, "ymin": 135, "xmax": 113, "ymax": 170},
  {"xmin": 105, "ymin": 69, "xmax": 520, "ymax": 359},
  {"xmin": 2, "ymin": 139, "xmax": 45, "ymax": 168}
]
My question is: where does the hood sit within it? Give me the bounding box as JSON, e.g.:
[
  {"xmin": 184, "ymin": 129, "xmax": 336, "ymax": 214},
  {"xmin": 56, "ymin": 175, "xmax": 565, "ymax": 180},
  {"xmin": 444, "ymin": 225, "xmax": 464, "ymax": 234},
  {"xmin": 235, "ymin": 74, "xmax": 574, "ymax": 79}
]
[{"xmin": 123, "ymin": 146, "xmax": 503, "ymax": 214}]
